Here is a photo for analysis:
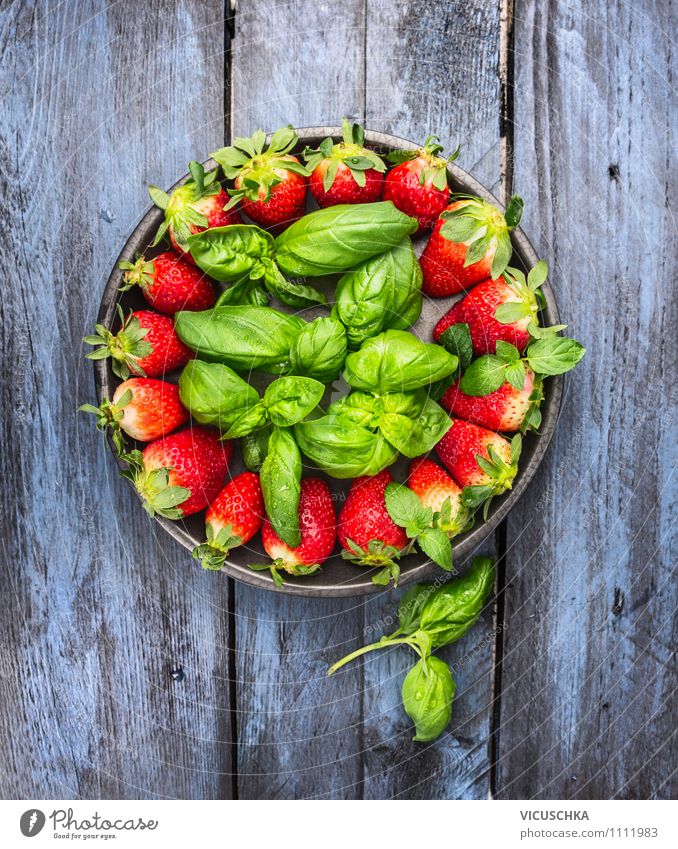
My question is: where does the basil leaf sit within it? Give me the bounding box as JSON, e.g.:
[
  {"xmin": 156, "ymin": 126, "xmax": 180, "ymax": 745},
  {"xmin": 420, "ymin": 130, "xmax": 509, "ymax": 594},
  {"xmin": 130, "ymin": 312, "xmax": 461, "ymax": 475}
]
[
  {"xmin": 274, "ymin": 202, "xmax": 418, "ymax": 277},
  {"xmin": 295, "ymin": 415, "xmax": 399, "ymax": 478},
  {"xmin": 241, "ymin": 425, "xmax": 271, "ymax": 472},
  {"xmin": 525, "ymin": 336, "xmax": 586, "ymax": 375},
  {"xmin": 418, "ymin": 556, "xmax": 495, "ymax": 648},
  {"xmin": 327, "ymin": 391, "xmax": 379, "ymax": 429},
  {"xmin": 402, "ymin": 656, "xmax": 455, "ymax": 742},
  {"xmin": 260, "ymin": 428, "xmax": 302, "ymax": 547},
  {"xmin": 224, "ymin": 402, "xmax": 269, "ymax": 439},
  {"xmin": 289, "ymin": 317, "xmax": 348, "ymax": 382},
  {"xmin": 384, "ymin": 482, "xmax": 430, "ymax": 533},
  {"xmin": 379, "ymin": 394, "xmax": 452, "ymax": 457},
  {"xmin": 344, "ymin": 329, "xmax": 458, "ymax": 394},
  {"xmin": 187, "ymin": 225, "xmax": 274, "ymax": 282},
  {"xmin": 397, "ymin": 583, "xmax": 438, "ymax": 635},
  {"xmin": 215, "ymin": 277, "xmax": 270, "ymax": 307},
  {"xmin": 262, "ymin": 261, "xmax": 328, "ymax": 308},
  {"xmin": 263, "ymin": 376, "xmax": 325, "ymax": 427},
  {"xmin": 174, "ymin": 305, "xmax": 305, "ymax": 373},
  {"xmin": 333, "ymin": 238, "xmax": 422, "ymax": 347},
  {"xmin": 459, "ymin": 355, "xmax": 506, "ymax": 396},
  {"xmin": 439, "ymin": 323, "xmax": 473, "ymax": 372},
  {"xmin": 418, "ymin": 527, "xmax": 453, "ymax": 572},
  {"xmin": 177, "ymin": 360, "xmax": 259, "ymax": 430}
]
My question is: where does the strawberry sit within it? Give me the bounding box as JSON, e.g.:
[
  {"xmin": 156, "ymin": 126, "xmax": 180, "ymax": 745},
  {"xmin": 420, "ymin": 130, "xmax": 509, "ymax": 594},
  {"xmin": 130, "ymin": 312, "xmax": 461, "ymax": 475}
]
[
  {"xmin": 126, "ymin": 426, "xmax": 232, "ymax": 519},
  {"xmin": 420, "ymin": 195, "xmax": 523, "ymax": 296},
  {"xmin": 84, "ymin": 305, "xmax": 192, "ymax": 379},
  {"xmin": 435, "ymin": 418, "xmax": 522, "ymax": 514},
  {"xmin": 149, "ymin": 161, "xmax": 240, "ymax": 261},
  {"xmin": 251, "ymin": 478, "xmax": 336, "ymax": 587},
  {"xmin": 211, "ymin": 126, "xmax": 308, "ymax": 229},
  {"xmin": 118, "ymin": 251, "xmax": 216, "ymax": 314},
  {"xmin": 338, "ymin": 470, "xmax": 409, "ymax": 586},
  {"xmin": 441, "ymin": 368, "xmax": 543, "ymax": 433},
  {"xmin": 433, "ymin": 262, "xmax": 549, "ymax": 355},
  {"xmin": 383, "ymin": 136, "xmax": 459, "ymax": 233},
  {"xmin": 194, "ymin": 472, "xmax": 264, "ymax": 570},
  {"xmin": 80, "ymin": 377, "xmax": 188, "ymax": 455},
  {"xmin": 407, "ymin": 458, "xmax": 471, "ymax": 537},
  {"xmin": 303, "ymin": 118, "xmax": 385, "ymax": 208}
]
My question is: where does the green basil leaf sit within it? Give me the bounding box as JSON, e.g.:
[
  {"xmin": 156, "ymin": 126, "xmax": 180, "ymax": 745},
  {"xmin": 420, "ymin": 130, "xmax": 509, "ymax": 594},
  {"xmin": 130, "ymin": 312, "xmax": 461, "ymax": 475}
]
[
  {"xmin": 295, "ymin": 415, "xmax": 399, "ymax": 478},
  {"xmin": 525, "ymin": 336, "xmax": 586, "ymax": 375},
  {"xmin": 241, "ymin": 425, "xmax": 272, "ymax": 472},
  {"xmin": 224, "ymin": 401, "xmax": 269, "ymax": 439},
  {"xmin": 384, "ymin": 482, "xmax": 429, "ymax": 533},
  {"xmin": 327, "ymin": 391, "xmax": 379, "ymax": 429},
  {"xmin": 215, "ymin": 277, "xmax": 270, "ymax": 307},
  {"xmin": 459, "ymin": 356, "xmax": 506, "ymax": 396},
  {"xmin": 174, "ymin": 305, "xmax": 305, "ymax": 373},
  {"xmin": 379, "ymin": 394, "xmax": 452, "ymax": 457},
  {"xmin": 274, "ymin": 201, "xmax": 418, "ymax": 277},
  {"xmin": 187, "ymin": 225, "xmax": 274, "ymax": 282},
  {"xmin": 289, "ymin": 317, "xmax": 348, "ymax": 382},
  {"xmin": 260, "ymin": 428, "xmax": 302, "ymax": 547},
  {"xmin": 262, "ymin": 261, "xmax": 328, "ymax": 308},
  {"xmin": 397, "ymin": 583, "xmax": 438, "ymax": 635},
  {"xmin": 177, "ymin": 360, "xmax": 259, "ymax": 430},
  {"xmin": 263, "ymin": 376, "xmax": 325, "ymax": 427},
  {"xmin": 417, "ymin": 527, "xmax": 453, "ymax": 572},
  {"xmin": 402, "ymin": 656, "xmax": 455, "ymax": 742},
  {"xmin": 343, "ymin": 329, "xmax": 458, "ymax": 394},
  {"xmin": 439, "ymin": 323, "xmax": 473, "ymax": 372}
]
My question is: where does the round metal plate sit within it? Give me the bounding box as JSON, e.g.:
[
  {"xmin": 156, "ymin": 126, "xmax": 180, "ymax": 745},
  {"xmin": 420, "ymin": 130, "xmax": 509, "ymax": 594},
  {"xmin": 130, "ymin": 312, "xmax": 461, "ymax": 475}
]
[{"xmin": 94, "ymin": 127, "xmax": 562, "ymax": 597}]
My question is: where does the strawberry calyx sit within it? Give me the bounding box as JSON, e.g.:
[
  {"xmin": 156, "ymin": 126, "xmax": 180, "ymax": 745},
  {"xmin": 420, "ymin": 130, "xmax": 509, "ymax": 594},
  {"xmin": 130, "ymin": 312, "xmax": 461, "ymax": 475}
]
[
  {"xmin": 211, "ymin": 126, "xmax": 309, "ymax": 207},
  {"xmin": 303, "ymin": 118, "xmax": 386, "ymax": 192},
  {"xmin": 193, "ymin": 523, "xmax": 244, "ymax": 571},
  {"xmin": 118, "ymin": 256, "xmax": 155, "ymax": 293},
  {"xmin": 439, "ymin": 194, "xmax": 524, "ymax": 278},
  {"xmin": 79, "ymin": 388, "xmax": 133, "ymax": 457},
  {"xmin": 248, "ymin": 559, "xmax": 321, "ymax": 587},
  {"xmin": 435, "ymin": 495, "xmax": 473, "ymax": 537},
  {"xmin": 387, "ymin": 135, "xmax": 460, "ymax": 191},
  {"xmin": 341, "ymin": 538, "xmax": 404, "ymax": 587},
  {"xmin": 83, "ymin": 305, "xmax": 153, "ymax": 380},
  {"xmin": 461, "ymin": 434, "xmax": 522, "ymax": 519},
  {"xmin": 149, "ymin": 161, "xmax": 221, "ymax": 252},
  {"xmin": 129, "ymin": 463, "xmax": 190, "ymax": 520}
]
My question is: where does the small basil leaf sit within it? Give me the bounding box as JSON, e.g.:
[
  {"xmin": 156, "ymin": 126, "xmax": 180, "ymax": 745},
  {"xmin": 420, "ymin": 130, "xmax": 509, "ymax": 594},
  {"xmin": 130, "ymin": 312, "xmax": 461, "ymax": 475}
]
[
  {"xmin": 402, "ymin": 656, "xmax": 455, "ymax": 742},
  {"xmin": 224, "ymin": 402, "xmax": 269, "ymax": 439},
  {"xmin": 187, "ymin": 225, "xmax": 274, "ymax": 282},
  {"xmin": 384, "ymin": 483, "xmax": 429, "ymax": 534},
  {"xmin": 241, "ymin": 425, "xmax": 272, "ymax": 472},
  {"xmin": 263, "ymin": 376, "xmax": 325, "ymax": 427}
]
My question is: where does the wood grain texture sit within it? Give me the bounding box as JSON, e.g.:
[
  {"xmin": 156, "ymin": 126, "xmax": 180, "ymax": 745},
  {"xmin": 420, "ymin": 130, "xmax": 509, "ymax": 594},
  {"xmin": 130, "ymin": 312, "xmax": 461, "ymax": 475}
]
[
  {"xmin": 0, "ymin": 0, "xmax": 235, "ymax": 799},
  {"xmin": 495, "ymin": 0, "xmax": 678, "ymax": 799}
]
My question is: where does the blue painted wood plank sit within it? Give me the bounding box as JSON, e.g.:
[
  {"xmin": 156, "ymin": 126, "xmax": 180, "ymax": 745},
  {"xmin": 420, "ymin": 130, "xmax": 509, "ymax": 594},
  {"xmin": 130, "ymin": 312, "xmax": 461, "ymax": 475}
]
[
  {"xmin": 495, "ymin": 0, "xmax": 678, "ymax": 799},
  {"xmin": 0, "ymin": 0, "xmax": 235, "ymax": 799}
]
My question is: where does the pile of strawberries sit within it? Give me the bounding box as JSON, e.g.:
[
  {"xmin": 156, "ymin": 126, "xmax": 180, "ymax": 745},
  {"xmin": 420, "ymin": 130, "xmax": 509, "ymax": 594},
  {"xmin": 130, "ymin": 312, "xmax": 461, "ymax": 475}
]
[{"xmin": 82, "ymin": 120, "xmax": 582, "ymax": 588}]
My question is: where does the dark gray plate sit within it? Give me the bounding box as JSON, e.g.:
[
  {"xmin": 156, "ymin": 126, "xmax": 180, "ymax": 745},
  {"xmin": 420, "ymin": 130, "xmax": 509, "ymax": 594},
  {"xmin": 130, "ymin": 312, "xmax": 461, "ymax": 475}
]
[{"xmin": 94, "ymin": 127, "xmax": 561, "ymax": 597}]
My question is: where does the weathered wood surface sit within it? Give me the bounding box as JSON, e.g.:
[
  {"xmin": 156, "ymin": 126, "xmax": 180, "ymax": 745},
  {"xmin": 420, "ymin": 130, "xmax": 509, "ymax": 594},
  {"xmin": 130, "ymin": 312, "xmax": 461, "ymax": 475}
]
[
  {"xmin": 0, "ymin": 0, "xmax": 675, "ymax": 801},
  {"xmin": 496, "ymin": 0, "xmax": 678, "ymax": 799}
]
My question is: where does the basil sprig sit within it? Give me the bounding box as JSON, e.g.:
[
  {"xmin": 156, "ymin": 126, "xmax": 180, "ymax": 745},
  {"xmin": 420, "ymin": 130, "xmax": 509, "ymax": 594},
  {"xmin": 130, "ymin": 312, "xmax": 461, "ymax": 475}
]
[
  {"xmin": 328, "ymin": 557, "xmax": 496, "ymax": 743},
  {"xmin": 224, "ymin": 376, "xmax": 324, "ymax": 439}
]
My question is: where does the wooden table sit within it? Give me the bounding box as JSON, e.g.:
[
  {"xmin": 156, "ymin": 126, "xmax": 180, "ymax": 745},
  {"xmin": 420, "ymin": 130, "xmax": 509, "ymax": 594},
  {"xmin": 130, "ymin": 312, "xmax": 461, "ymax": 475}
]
[{"xmin": 1, "ymin": 0, "xmax": 675, "ymax": 800}]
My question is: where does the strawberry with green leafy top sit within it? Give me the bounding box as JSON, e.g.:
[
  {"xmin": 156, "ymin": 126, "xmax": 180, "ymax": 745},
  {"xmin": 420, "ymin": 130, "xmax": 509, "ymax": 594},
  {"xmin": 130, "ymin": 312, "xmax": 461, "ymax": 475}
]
[
  {"xmin": 149, "ymin": 161, "xmax": 239, "ymax": 261},
  {"xmin": 212, "ymin": 126, "xmax": 308, "ymax": 229},
  {"xmin": 194, "ymin": 472, "xmax": 264, "ymax": 571},
  {"xmin": 84, "ymin": 305, "xmax": 192, "ymax": 379},
  {"xmin": 119, "ymin": 250, "xmax": 216, "ymax": 314},
  {"xmin": 80, "ymin": 377, "xmax": 189, "ymax": 455},
  {"xmin": 421, "ymin": 195, "xmax": 523, "ymax": 296},
  {"xmin": 435, "ymin": 418, "xmax": 522, "ymax": 516},
  {"xmin": 407, "ymin": 458, "xmax": 471, "ymax": 537},
  {"xmin": 303, "ymin": 118, "xmax": 386, "ymax": 208},
  {"xmin": 250, "ymin": 477, "xmax": 336, "ymax": 587},
  {"xmin": 384, "ymin": 136, "xmax": 459, "ymax": 233},
  {"xmin": 125, "ymin": 426, "xmax": 232, "ymax": 519},
  {"xmin": 338, "ymin": 470, "xmax": 409, "ymax": 587}
]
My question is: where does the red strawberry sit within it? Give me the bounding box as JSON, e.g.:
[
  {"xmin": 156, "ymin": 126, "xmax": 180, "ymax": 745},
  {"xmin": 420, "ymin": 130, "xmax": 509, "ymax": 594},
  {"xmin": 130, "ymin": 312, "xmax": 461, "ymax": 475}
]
[
  {"xmin": 420, "ymin": 195, "xmax": 523, "ymax": 296},
  {"xmin": 433, "ymin": 273, "xmax": 540, "ymax": 355},
  {"xmin": 408, "ymin": 458, "xmax": 471, "ymax": 537},
  {"xmin": 252, "ymin": 478, "xmax": 336, "ymax": 586},
  {"xmin": 441, "ymin": 369, "xmax": 542, "ymax": 433},
  {"xmin": 149, "ymin": 161, "xmax": 240, "ymax": 261},
  {"xmin": 118, "ymin": 251, "xmax": 216, "ymax": 314},
  {"xmin": 194, "ymin": 472, "xmax": 264, "ymax": 570},
  {"xmin": 383, "ymin": 136, "xmax": 458, "ymax": 233},
  {"xmin": 435, "ymin": 418, "xmax": 521, "ymax": 512},
  {"xmin": 304, "ymin": 119, "xmax": 385, "ymax": 207},
  {"xmin": 338, "ymin": 470, "xmax": 409, "ymax": 586},
  {"xmin": 127, "ymin": 426, "xmax": 232, "ymax": 519},
  {"xmin": 80, "ymin": 377, "xmax": 188, "ymax": 455},
  {"xmin": 212, "ymin": 126, "xmax": 308, "ymax": 229},
  {"xmin": 84, "ymin": 306, "xmax": 192, "ymax": 379}
]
